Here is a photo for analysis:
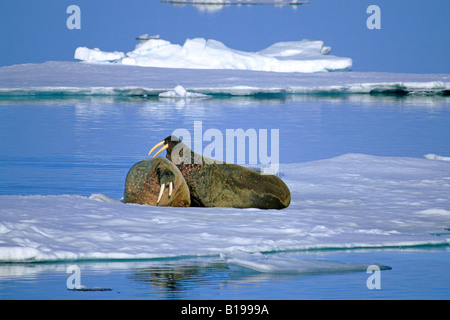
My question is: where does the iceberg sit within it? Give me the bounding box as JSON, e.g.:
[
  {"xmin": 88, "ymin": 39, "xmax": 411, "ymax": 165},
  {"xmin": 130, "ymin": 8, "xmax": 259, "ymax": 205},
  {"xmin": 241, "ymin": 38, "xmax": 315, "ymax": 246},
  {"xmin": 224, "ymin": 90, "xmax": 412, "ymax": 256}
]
[
  {"xmin": 74, "ymin": 47, "xmax": 125, "ymax": 63},
  {"xmin": 74, "ymin": 37, "xmax": 353, "ymax": 73},
  {"xmin": 424, "ymin": 154, "xmax": 450, "ymax": 162}
]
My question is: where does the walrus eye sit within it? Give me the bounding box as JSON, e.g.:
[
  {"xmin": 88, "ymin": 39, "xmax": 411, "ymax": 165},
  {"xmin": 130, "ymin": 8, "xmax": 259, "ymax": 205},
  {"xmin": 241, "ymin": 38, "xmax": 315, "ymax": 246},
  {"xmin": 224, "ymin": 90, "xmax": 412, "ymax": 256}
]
[{"xmin": 148, "ymin": 140, "xmax": 168, "ymax": 158}]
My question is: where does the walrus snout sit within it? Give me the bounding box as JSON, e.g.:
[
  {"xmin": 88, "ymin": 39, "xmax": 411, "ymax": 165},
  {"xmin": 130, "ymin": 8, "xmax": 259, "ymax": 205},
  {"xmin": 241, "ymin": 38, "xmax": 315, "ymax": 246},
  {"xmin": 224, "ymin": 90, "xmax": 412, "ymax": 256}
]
[
  {"xmin": 148, "ymin": 136, "xmax": 191, "ymax": 165},
  {"xmin": 155, "ymin": 167, "xmax": 175, "ymax": 204},
  {"xmin": 148, "ymin": 135, "xmax": 180, "ymax": 157}
]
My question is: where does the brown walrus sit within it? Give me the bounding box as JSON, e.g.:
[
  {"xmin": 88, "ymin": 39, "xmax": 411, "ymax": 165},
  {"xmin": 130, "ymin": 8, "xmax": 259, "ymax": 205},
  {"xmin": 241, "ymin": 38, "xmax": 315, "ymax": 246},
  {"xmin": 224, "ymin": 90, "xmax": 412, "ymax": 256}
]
[
  {"xmin": 148, "ymin": 135, "xmax": 291, "ymax": 209},
  {"xmin": 123, "ymin": 157, "xmax": 191, "ymax": 207}
]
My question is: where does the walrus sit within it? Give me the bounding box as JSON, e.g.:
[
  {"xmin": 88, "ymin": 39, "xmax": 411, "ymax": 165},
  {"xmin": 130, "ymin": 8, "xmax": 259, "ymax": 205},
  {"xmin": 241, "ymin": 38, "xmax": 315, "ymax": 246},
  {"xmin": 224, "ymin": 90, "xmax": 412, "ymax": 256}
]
[
  {"xmin": 148, "ymin": 135, "xmax": 291, "ymax": 209},
  {"xmin": 124, "ymin": 157, "xmax": 191, "ymax": 207}
]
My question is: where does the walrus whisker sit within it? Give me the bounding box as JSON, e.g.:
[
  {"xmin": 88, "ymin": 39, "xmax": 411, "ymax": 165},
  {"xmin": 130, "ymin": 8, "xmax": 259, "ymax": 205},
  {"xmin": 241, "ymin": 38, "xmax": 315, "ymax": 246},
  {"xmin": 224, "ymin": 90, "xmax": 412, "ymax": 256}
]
[
  {"xmin": 157, "ymin": 184, "xmax": 165, "ymax": 204},
  {"xmin": 169, "ymin": 181, "xmax": 173, "ymax": 197},
  {"xmin": 148, "ymin": 140, "xmax": 165, "ymax": 156},
  {"xmin": 152, "ymin": 144, "xmax": 168, "ymax": 158}
]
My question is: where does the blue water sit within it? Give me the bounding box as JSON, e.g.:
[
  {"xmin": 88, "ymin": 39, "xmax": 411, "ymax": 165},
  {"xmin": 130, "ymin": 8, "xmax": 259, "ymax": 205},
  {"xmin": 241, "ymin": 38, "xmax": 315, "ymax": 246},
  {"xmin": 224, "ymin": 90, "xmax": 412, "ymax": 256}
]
[
  {"xmin": 1, "ymin": 249, "xmax": 449, "ymax": 300},
  {"xmin": 1, "ymin": 94, "xmax": 449, "ymax": 300},
  {"xmin": 1, "ymin": 95, "xmax": 449, "ymax": 199}
]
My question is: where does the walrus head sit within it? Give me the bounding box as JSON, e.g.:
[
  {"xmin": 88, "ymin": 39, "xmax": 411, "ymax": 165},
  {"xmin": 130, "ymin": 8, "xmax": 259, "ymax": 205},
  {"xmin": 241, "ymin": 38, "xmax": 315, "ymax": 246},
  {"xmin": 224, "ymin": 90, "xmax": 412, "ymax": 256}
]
[
  {"xmin": 148, "ymin": 135, "xmax": 179, "ymax": 158},
  {"xmin": 123, "ymin": 157, "xmax": 190, "ymax": 207},
  {"xmin": 148, "ymin": 136, "xmax": 200, "ymax": 165}
]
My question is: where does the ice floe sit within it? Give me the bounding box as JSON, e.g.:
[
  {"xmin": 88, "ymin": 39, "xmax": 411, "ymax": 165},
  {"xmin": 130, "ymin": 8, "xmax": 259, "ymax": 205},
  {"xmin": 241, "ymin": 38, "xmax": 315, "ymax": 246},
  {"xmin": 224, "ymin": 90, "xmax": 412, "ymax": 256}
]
[{"xmin": 1, "ymin": 154, "xmax": 449, "ymax": 263}]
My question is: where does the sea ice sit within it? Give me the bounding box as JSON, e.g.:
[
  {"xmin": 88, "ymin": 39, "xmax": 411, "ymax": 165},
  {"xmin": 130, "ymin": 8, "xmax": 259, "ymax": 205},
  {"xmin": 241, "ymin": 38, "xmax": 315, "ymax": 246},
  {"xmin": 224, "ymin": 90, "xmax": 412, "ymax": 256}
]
[
  {"xmin": 1, "ymin": 61, "xmax": 448, "ymax": 97},
  {"xmin": 159, "ymin": 85, "xmax": 211, "ymax": 98},
  {"xmin": 0, "ymin": 154, "xmax": 449, "ymax": 263}
]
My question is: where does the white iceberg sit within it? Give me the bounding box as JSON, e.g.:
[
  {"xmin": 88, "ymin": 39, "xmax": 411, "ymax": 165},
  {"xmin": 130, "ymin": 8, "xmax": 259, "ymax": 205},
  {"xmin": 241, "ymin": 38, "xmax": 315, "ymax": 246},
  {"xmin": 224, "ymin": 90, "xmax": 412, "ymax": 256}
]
[
  {"xmin": 424, "ymin": 154, "xmax": 450, "ymax": 162},
  {"xmin": 74, "ymin": 47, "xmax": 125, "ymax": 63},
  {"xmin": 74, "ymin": 37, "xmax": 352, "ymax": 73}
]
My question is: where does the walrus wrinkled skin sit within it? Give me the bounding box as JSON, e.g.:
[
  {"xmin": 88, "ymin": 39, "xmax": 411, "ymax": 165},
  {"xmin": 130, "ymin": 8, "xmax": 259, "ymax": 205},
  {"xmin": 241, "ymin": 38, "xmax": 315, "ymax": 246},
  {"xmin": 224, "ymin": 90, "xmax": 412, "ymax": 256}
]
[
  {"xmin": 148, "ymin": 135, "xmax": 291, "ymax": 209},
  {"xmin": 124, "ymin": 157, "xmax": 191, "ymax": 207}
]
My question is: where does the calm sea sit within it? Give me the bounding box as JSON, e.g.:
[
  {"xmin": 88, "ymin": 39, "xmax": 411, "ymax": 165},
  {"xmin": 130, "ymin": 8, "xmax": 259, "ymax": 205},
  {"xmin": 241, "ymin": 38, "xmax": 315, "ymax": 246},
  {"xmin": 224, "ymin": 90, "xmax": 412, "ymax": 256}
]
[{"xmin": 0, "ymin": 94, "xmax": 449, "ymax": 300}]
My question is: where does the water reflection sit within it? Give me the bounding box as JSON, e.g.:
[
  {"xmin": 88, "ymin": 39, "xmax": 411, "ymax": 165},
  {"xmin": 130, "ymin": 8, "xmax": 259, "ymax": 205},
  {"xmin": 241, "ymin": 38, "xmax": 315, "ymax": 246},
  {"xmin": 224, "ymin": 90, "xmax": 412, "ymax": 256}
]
[
  {"xmin": 1, "ymin": 246, "xmax": 448, "ymax": 299},
  {"xmin": 161, "ymin": 0, "xmax": 308, "ymax": 13},
  {"xmin": 129, "ymin": 261, "xmax": 229, "ymax": 299}
]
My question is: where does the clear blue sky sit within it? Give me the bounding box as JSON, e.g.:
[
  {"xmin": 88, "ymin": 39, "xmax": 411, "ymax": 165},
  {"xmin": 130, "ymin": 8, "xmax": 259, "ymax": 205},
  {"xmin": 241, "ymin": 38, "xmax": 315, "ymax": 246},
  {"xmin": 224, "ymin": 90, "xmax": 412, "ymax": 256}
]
[{"xmin": 0, "ymin": 0, "xmax": 449, "ymax": 73}]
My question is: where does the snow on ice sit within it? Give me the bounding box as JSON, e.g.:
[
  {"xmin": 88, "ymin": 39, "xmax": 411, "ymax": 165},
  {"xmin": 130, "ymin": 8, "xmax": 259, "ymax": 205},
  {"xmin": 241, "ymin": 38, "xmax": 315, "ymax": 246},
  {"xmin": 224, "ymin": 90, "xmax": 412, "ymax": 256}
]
[
  {"xmin": 1, "ymin": 154, "xmax": 449, "ymax": 264},
  {"xmin": 74, "ymin": 37, "xmax": 352, "ymax": 73},
  {"xmin": 1, "ymin": 61, "xmax": 448, "ymax": 97}
]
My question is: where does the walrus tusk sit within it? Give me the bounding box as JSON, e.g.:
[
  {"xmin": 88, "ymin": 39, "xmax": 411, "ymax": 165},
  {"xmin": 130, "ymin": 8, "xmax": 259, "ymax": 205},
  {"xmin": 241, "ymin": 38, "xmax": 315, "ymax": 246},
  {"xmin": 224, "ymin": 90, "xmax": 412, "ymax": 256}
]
[
  {"xmin": 169, "ymin": 181, "xmax": 173, "ymax": 197},
  {"xmin": 148, "ymin": 141, "xmax": 165, "ymax": 156},
  {"xmin": 157, "ymin": 184, "xmax": 165, "ymax": 204},
  {"xmin": 152, "ymin": 144, "xmax": 168, "ymax": 158}
]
